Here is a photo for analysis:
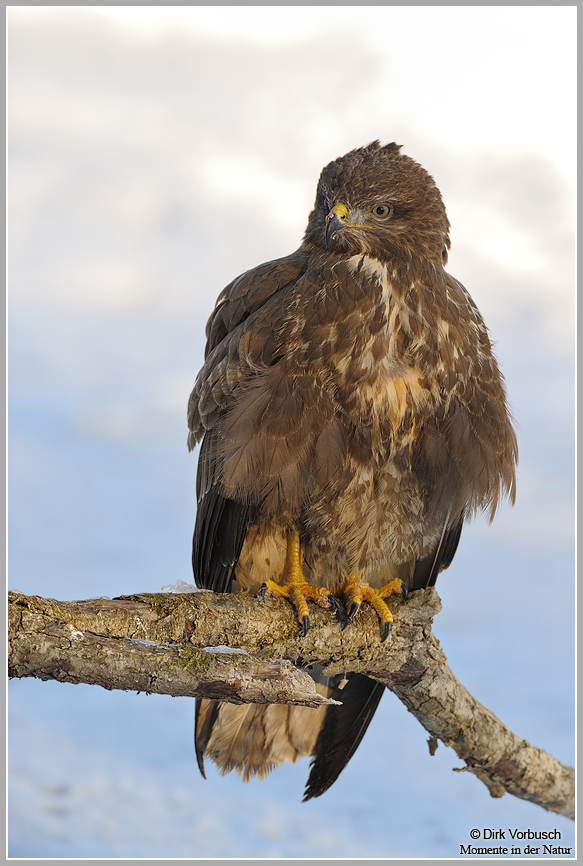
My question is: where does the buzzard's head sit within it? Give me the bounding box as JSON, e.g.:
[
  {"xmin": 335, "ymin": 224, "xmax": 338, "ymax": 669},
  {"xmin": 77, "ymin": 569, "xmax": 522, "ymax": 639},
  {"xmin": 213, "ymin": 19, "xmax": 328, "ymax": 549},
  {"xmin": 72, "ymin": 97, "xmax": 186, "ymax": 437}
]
[{"xmin": 303, "ymin": 141, "xmax": 451, "ymax": 265}]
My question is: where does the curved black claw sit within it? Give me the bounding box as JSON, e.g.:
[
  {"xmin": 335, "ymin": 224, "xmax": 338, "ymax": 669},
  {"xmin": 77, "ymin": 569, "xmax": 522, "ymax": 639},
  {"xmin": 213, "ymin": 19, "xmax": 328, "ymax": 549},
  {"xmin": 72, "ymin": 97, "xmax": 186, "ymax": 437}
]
[
  {"xmin": 341, "ymin": 601, "xmax": 360, "ymax": 631},
  {"xmin": 400, "ymin": 582, "xmax": 409, "ymax": 601},
  {"xmin": 379, "ymin": 620, "xmax": 392, "ymax": 642},
  {"xmin": 258, "ymin": 584, "xmax": 267, "ymax": 602},
  {"xmin": 301, "ymin": 614, "xmax": 310, "ymax": 636},
  {"xmin": 326, "ymin": 593, "xmax": 343, "ymax": 622}
]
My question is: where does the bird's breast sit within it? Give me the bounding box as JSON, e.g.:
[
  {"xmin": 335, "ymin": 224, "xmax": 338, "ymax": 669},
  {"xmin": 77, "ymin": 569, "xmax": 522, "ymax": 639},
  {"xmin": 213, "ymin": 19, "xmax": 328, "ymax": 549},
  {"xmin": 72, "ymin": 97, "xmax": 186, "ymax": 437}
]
[{"xmin": 328, "ymin": 255, "xmax": 438, "ymax": 433}]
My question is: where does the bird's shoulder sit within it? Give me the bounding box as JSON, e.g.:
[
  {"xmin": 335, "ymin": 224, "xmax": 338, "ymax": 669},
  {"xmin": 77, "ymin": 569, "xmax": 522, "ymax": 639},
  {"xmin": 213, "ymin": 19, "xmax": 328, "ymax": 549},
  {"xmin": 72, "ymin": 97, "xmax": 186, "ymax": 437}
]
[
  {"xmin": 204, "ymin": 247, "xmax": 311, "ymax": 358},
  {"xmin": 188, "ymin": 247, "xmax": 312, "ymax": 448},
  {"xmin": 442, "ymin": 271, "xmax": 488, "ymax": 333}
]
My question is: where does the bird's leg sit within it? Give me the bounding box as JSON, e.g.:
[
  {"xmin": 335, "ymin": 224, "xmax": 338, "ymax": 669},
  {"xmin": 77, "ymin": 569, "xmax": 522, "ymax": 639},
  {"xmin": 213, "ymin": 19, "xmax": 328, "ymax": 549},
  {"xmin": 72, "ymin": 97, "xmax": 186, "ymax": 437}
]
[
  {"xmin": 260, "ymin": 530, "xmax": 341, "ymax": 636},
  {"xmin": 343, "ymin": 576, "xmax": 408, "ymax": 642}
]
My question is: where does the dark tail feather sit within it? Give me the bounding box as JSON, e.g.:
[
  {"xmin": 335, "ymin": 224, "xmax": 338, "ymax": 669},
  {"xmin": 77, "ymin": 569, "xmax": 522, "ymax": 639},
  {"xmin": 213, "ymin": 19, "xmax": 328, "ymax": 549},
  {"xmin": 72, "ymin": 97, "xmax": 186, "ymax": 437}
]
[
  {"xmin": 194, "ymin": 697, "xmax": 222, "ymax": 778},
  {"xmin": 303, "ymin": 673, "xmax": 385, "ymax": 801}
]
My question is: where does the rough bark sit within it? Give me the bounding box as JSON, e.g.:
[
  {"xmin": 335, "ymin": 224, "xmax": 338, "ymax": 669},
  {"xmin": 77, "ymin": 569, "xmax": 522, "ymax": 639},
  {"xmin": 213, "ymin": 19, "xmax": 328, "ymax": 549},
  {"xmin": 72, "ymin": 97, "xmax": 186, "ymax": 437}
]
[{"xmin": 8, "ymin": 588, "xmax": 574, "ymax": 820}]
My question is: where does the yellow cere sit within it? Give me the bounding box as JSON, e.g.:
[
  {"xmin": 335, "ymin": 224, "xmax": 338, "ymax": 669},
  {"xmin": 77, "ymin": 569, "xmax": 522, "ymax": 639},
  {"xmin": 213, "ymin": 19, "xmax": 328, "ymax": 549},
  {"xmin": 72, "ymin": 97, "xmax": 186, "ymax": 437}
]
[
  {"xmin": 332, "ymin": 202, "xmax": 349, "ymax": 220},
  {"xmin": 332, "ymin": 202, "xmax": 369, "ymax": 230}
]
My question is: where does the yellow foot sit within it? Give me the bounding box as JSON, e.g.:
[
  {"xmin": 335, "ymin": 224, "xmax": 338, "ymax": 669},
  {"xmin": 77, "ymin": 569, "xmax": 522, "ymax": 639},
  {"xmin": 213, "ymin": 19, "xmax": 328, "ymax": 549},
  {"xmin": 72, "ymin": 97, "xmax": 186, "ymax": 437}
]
[
  {"xmin": 343, "ymin": 576, "xmax": 408, "ymax": 642},
  {"xmin": 259, "ymin": 530, "xmax": 341, "ymax": 635}
]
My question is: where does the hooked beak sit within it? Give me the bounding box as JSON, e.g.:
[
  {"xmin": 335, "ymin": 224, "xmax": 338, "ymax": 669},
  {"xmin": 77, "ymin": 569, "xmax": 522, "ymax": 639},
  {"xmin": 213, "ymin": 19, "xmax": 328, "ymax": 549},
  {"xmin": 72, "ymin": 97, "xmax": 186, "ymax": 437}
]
[{"xmin": 325, "ymin": 211, "xmax": 346, "ymax": 247}]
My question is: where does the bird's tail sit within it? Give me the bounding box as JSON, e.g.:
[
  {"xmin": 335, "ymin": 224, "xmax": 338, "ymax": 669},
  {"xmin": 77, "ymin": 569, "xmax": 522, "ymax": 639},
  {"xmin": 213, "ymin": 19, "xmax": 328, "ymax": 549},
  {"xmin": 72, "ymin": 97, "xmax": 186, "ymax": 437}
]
[{"xmin": 194, "ymin": 670, "xmax": 385, "ymax": 799}]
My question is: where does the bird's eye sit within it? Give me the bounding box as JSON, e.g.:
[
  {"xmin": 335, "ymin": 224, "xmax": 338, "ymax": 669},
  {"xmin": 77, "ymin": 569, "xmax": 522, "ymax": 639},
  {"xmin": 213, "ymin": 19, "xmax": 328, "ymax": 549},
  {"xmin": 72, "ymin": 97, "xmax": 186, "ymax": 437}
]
[{"xmin": 372, "ymin": 204, "xmax": 392, "ymax": 219}]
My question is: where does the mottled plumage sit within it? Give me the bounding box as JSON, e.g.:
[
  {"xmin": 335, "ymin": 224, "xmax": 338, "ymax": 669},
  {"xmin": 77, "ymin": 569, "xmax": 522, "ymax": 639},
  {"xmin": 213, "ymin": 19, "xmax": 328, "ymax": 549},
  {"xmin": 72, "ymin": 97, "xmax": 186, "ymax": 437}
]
[{"xmin": 187, "ymin": 141, "xmax": 517, "ymax": 798}]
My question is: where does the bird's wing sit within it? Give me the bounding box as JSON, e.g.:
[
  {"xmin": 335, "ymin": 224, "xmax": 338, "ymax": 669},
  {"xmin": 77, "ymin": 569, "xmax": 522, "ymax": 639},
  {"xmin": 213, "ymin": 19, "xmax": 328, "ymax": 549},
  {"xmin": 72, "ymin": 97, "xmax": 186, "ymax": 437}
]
[
  {"xmin": 189, "ymin": 249, "xmax": 322, "ymax": 593},
  {"xmin": 410, "ymin": 514, "xmax": 464, "ymax": 590},
  {"xmin": 188, "ymin": 247, "xmax": 310, "ymax": 447},
  {"xmin": 439, "ymin": 271, "xmax": 517, "ymax": 519},
  {"xmin": 192, "ymin": 429, "xmax": 256, "ymax": 592}
]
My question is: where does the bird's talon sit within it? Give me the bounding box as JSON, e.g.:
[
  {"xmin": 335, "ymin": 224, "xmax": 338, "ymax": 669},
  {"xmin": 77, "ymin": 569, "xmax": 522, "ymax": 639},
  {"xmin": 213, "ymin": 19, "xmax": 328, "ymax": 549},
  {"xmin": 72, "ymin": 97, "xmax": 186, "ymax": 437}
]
[
  {"xmin": 379, "ymin": 621, "xmax": 391, "ymax": 642},
  {"xmin": 345, "ymin": 601, "xmax": 360, "ymax": 625},
  {"xmin": 258, "ymin": 584, "xmax": 267, "ymax": 602},
  {"xmin": 327, "ymin": 593, "xmax": 343, "ymax": 619},
  {"xmin": 302, "ymin": 614, "xmax": 310, "ymax": 636}
]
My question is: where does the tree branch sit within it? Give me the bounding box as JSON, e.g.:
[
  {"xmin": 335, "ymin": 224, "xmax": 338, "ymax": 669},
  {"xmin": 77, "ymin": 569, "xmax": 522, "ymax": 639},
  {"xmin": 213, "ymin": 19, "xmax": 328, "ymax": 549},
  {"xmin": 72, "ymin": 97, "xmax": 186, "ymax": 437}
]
[{"xmin": 8, "ymin": 588, "xmax": 574, "ymax": 820}]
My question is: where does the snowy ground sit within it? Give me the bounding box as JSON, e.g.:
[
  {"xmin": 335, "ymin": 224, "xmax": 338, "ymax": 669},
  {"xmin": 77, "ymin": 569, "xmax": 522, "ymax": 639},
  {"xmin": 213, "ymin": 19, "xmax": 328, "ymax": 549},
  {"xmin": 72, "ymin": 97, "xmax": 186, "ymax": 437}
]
[{"xmin": 8, "ymin": 8, "xmax": 575, "ymax": 859}]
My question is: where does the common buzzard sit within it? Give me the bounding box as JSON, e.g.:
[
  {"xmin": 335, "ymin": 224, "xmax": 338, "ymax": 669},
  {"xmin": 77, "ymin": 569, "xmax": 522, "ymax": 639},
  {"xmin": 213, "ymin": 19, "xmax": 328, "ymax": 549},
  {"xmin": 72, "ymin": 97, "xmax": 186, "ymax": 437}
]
[{"xmin": 187, "ymin": 141, "xmax": 517, "ymax": 799}]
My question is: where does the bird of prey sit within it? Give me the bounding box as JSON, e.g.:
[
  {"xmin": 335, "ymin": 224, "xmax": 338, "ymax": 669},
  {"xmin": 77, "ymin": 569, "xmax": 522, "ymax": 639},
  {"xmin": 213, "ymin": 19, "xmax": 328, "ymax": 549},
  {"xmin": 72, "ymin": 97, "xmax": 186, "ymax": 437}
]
[{"xmin": 187, "ymin": 141, "xmax": 518, "ymax": 799}]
